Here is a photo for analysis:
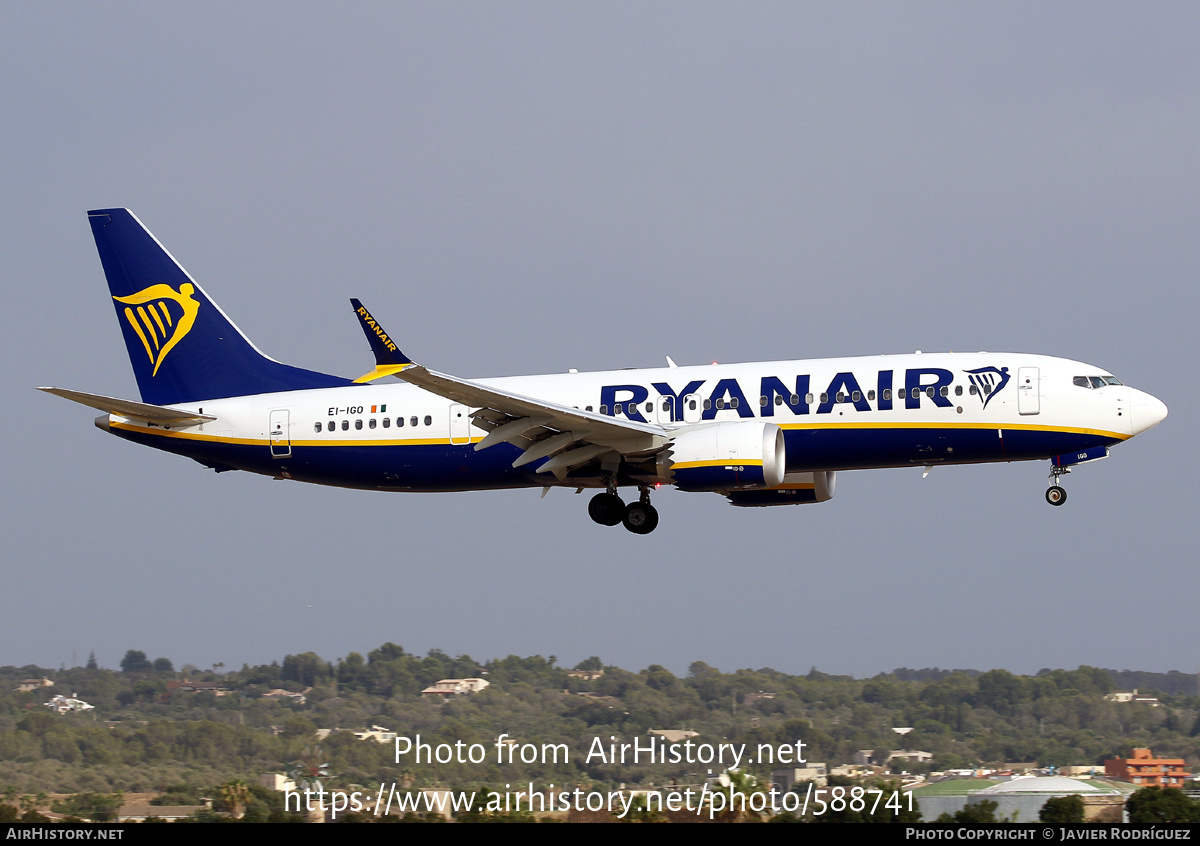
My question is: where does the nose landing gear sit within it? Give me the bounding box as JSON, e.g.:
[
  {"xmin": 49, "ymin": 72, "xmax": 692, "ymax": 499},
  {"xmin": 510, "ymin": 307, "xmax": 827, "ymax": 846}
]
[{"xmin": 1045, "ymin": 465, "xmax": 1070, "ymax": 507}]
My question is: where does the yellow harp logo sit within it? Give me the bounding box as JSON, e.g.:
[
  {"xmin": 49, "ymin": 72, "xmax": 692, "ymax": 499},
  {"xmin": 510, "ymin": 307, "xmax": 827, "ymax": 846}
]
[{"xmin": 113, "ymin": 283, "xmax": 201, "ymax": 376}]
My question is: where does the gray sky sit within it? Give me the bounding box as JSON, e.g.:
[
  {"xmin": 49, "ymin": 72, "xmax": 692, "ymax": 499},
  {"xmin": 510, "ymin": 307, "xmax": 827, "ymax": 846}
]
[{"xmin": 2, "ymin": 3, "xmax": 1194, "ymax": 678}]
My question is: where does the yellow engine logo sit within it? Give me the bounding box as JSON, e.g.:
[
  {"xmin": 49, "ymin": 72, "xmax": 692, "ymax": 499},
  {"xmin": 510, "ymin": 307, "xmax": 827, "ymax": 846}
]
[{"xmin": 113, "ymin": 283, "xmax": 200, "ymax": 376}]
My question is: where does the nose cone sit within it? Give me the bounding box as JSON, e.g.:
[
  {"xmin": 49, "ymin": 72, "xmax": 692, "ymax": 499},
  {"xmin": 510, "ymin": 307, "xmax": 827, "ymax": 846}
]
[{"xmin": 1129, "ymin": 391, "xmax": 1168, "ymax": 436}]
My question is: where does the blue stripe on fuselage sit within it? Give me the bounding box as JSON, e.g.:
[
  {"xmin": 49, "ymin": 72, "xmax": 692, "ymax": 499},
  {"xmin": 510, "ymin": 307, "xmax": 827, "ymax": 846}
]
[
  {"xmin": 107, "ymin": 422, "xmax": 1122, "ymax": 490},
  {"xmin": 779, "ymin": 426, "xmax": 1120, "ymax": 471}
]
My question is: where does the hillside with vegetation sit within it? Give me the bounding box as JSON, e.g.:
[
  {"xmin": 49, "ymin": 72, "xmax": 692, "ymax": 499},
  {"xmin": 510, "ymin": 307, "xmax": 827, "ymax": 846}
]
[{"xmin": 1, "ymin": 646, "xmax": 1197, "ymax": 802}]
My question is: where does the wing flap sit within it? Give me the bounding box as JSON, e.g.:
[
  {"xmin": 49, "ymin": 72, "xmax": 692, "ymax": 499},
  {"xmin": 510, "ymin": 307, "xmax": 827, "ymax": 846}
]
[{"xmin": 396, "ymin": 364, "xmax": 667, "ymax": 453}]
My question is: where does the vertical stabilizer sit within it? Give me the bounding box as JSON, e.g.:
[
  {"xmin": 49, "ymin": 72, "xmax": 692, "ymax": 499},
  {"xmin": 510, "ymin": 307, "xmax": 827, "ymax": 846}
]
[{"xmin": 88, "ymin": 209, "xmax": 350, "ymax": 405}]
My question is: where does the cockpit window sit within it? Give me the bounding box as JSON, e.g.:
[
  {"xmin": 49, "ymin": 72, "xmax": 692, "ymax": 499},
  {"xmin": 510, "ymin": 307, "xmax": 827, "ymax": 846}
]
[{"xmin": 1075, "ymin": 375, "xmax": 1124, "ymax": 389}]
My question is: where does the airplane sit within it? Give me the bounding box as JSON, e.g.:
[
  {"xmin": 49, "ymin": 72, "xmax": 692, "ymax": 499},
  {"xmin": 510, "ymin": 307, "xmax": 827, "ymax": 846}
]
[{"xmin": 39, "ymin": 209, "xmax": 1168, "ymax": 534}]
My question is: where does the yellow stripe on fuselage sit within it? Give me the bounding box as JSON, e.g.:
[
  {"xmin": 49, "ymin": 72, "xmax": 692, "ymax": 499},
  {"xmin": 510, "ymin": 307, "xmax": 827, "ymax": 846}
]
[
  {"xmin": 109, "ymin": 421, "xmax": 483, "ymax": 448},
  {"xmin": 110, "ymin": 418, "xmax": 1128, "ymax": 449},
  {"xmin": 773, "ymin": 420, "xmax": 1130, "ymax": 441},
  {"xmin": 672, "ymin": 459, "xmax": 766, "ymax": 470}
]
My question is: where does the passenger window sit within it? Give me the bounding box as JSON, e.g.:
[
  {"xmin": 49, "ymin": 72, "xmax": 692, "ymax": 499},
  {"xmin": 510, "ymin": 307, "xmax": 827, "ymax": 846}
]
[
  {"xmin": 912, "ymin": 388, "xmax": 920, "ymax": 399},
  {"xmin": 424, "ymin": 415, "xmax": 432, "ymax": 426},
  {"xmin": 715, "ymin": 398, "xmax": 725, "ymax": 409},
  {"xmin": 410, "ymin": 416, "xmax": 418, "ymax": 427},
  {"xmin": 599, "ymin": 405, "xmax": 608, "ymax": 415},
  {"xmin": 382, "ymin": 417, "xmax": 390, "ymax": 428},
  {"xmin": 759, "ymin": 396, "xmax": 768, "ymax": 407},
  {"xmin": 852, "ymin": 391, "xmax": 861, "ymax": 402},
  {"xmin": 790, "ymin": 394, "xmax": 799, "ymax": 405},
  {"xmin": 355, "ymin": 419, "xmax": 363, "ymax": 430},
  {"xmin": 969, "ymin": 385, "xmax": 978, "ymax": 395},
  {"xmin": 645, "ymin": 402, "xmax": 653, "ymax": 413},
  {"xmin": 689, "ymin": 400, "xmax": 697, "ymax": 410},
  {"xmin": 730, "ymin": 397, "xmax": 739, "ymax": 409},
  {"xmin": 820, "ymin": 393, "xmax": 829, "ymax": 404},
  {"xmin": 628, "ymin": 403, "xmax": 637, "ymax": 415},
  {"xmin": 955, "ymin": 385, "xmax": 962, "ymax": 396},
  {"xmin": 775, "ymin": 395, "xmax": 783, "ymax": 406},
  {"xmin": 883, "ymin": 389, "xmax": 892, "ymax": 401},
  {"xmin": 805, "ymin": 393, "xmax": 814, "ymax": 404},
  {"xmin": 662, "ymin": 400, "xmax": 670, "ymax": 411},
  {"xmin": 836, "ymin": 392, "xmax": 845, "ymax": 403},
  {"xmin": 313, "ymin": 422, "xmax": 321, "ymax": 433},
  {"xmin": 940, "ymin": 386, "xmax": 949, "ymax": 397},
  {"xmin": 703, "ymin": 399, "xmax": 712, "ymax": 410},
  {"xmin": 926, "ymin": 387, "xmax": 935, "ymax": 398},
  {"xmin": 397, "ymin": 417, "xmax": 404, "ymax": 427},
  {"xmin": 868, "ymin": 390, "xmax": 875, "ymax": 401},
  {"xmin": 341, "ymin": 420, "xmax": 349, "ymax": 431},
  {"xmin": 586, "ymin": 405, "xmax": 593, "ymax": 412},
  {"xmin": 369, "ymin": 418, "xmax": 377, "ymax": 429}
]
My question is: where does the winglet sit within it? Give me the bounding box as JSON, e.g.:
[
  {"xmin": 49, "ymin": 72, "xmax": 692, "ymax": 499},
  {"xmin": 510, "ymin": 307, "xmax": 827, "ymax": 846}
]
[{"xmin": 350, "ymin": 299, "xmax": 414, "ymax": 382}]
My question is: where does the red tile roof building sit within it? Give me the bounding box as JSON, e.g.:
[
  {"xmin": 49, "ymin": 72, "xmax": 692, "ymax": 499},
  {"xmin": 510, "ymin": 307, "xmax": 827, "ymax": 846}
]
[{"xmin": 1104, "ymin": 748, "xmax": 1188, "ymax": 788}]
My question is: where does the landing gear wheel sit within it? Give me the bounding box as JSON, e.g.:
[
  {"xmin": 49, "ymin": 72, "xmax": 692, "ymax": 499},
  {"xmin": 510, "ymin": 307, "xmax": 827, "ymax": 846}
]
[
  {"xmin": 1045, "ymin": 486, "xmax": 1067, "ymax": 506},
  {"xmin": 588, "ymin": 492, "xmax": 625, "ymax": 526},
  {"xmin": 622, "ymin": 502, "xmax": 659, "ymax": 534}
]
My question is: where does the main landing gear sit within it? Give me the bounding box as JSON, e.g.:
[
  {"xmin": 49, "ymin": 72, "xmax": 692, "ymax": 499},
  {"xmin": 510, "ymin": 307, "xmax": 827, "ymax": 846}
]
[
  {"xmin": 1045, "ymin": 464, "xmax": 1069, "ymax": 507},
  {"xmin": 588, "ymin": 483, "xmax": 659, "ymax": 534}
]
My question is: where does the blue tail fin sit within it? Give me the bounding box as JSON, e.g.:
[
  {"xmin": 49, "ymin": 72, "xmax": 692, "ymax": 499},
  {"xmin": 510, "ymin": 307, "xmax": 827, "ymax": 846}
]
[{"xmin": 88, "ymin": 209, "xmax": 351, "ymax": 405}]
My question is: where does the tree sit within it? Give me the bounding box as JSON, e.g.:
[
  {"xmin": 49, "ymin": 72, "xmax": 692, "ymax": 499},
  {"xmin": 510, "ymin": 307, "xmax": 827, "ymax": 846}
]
[
  {"xmin": 1039, "ymin": 795, "xmax": 1084, "ymax": 823},
  {"xmin": 282, "ymin": 652, "xmax": 330, "ymax": 687},
  {"xmin": 120, "ymin": 650, "xmax": 152, "ymax": 673},
  {"xmin": 86, "ymin": 652, "xmax": 98, "ymax": 670},
  {"xmin": 218, "ymin": 779, "xmax": 252, "ymax": 820},
  {"xmin": 937, "ymin": 800, "xmax": 999, "ymax": 824},
  {"xmin": 1125, "ymin": 787, "xmax": 1200, "ymax": 824},
  {"xmin": 153, "ymin": 657, "xmax": 174, "ymax": 673}
]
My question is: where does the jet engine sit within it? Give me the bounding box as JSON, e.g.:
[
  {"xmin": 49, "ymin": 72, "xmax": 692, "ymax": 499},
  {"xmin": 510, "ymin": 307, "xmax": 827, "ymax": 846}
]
[
  {"xmin": 657, "ymin": 421, "xmax": 786, "ymax": 492},
  {"xmin": 725, "ymin": 470, "xmax": 837, "ymax": 507}
]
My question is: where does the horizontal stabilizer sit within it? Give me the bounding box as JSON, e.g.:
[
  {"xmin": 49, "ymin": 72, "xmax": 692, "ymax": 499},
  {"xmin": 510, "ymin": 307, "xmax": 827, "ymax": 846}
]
[{"xmin": 37, "ymin": 387, "xmax": 216, "ymax": 425}]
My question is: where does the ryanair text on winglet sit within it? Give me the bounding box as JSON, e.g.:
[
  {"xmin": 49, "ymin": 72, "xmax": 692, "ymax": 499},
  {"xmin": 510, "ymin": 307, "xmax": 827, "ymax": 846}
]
[{"xmin": 356, "ymin": 304, "xmax": 399, "ymax": 353}]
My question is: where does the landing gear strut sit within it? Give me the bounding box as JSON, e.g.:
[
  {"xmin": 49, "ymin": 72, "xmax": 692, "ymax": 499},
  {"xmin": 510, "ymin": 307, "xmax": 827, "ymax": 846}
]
[
  {"xmin": 622, "ymin": 487, "xmax": 659, "ymax": 535},
  {"xmin": 589, "ymin": 482, "xmax": 659, "ymax": 533},
  {"xmin": 1045, "ymin": 465, "xmax": 1069, "ymax": 507}
]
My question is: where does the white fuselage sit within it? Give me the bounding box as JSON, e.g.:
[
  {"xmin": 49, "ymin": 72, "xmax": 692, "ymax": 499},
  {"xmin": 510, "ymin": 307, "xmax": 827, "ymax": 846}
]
[{"xmin": 102, "ymin": 351, "xmax": 1165, "ymax": 494}]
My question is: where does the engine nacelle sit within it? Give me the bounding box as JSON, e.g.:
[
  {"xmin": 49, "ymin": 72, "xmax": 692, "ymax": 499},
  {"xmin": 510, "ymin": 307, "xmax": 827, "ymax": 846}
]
[
  {"xmin": 658, "ymin": 422, "xmax": 786, "ymax": 492},
  {"xmin": 725, "ymin": 471, "xmax": 837, "ymax": 507}
]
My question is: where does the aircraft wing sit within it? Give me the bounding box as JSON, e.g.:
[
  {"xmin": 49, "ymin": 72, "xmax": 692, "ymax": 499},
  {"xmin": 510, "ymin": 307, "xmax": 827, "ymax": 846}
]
[
  {"xmin": 399, "ymin": 364, "xmax": 669, "ymax": 475},
  {"xmin": 37, "ymin": 387, "xmax": 216, "ymax": 425},
  {"xmin": 349, "ymin": 299, "xmax": 668, "ymax": 478}
]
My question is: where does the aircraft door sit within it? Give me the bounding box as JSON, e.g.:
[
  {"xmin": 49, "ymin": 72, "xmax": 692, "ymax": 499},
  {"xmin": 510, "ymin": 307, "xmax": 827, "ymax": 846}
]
[
  {"xmin": 655, "ymin": 395, "xmax": 674, "ymax": 424},
  {"xmin": 450, "ymin": 404, "xmax": 472, "ymax": 445},
  {"xmin": 1017, "ymin": 367, "xmax": 1040, "ymax": 415},
  {"xmin": 269, "ymin": 409, "xmax": 291, "ymax": 457},
  {"xmin": 682, "ymin": 394, "xmax": 702, "ymax": 423}
]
